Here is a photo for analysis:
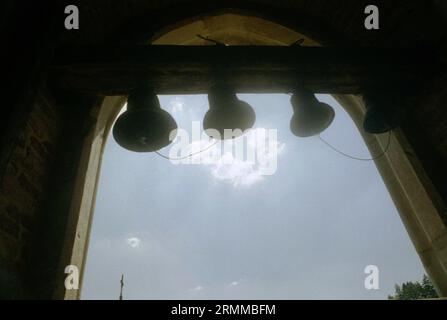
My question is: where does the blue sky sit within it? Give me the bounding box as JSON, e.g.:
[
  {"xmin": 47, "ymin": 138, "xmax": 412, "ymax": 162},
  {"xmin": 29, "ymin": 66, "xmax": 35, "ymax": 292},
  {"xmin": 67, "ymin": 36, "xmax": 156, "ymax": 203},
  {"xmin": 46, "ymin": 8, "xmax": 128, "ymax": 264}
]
[{"xmin": 81, "ymin": 93, "xmax": 425, "ymax": 299}]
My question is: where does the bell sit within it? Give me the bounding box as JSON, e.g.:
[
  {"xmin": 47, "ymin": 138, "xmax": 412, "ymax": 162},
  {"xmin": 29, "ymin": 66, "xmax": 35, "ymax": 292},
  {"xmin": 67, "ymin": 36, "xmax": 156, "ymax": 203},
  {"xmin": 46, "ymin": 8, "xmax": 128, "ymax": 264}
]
[
  {"xmin": 203, "ymin": 84, "xmax": 256, "ymax": 140},
  {"xmin": 363, "ymin": 94, "xmax": 400, "ymax": 134},
  {"xmin": 113, "ymin": 88, "xmax": 177, "ymax": 152},
  {"xmin": 290, "ymin": 89, "xmax": 335, "ymax": 137}
]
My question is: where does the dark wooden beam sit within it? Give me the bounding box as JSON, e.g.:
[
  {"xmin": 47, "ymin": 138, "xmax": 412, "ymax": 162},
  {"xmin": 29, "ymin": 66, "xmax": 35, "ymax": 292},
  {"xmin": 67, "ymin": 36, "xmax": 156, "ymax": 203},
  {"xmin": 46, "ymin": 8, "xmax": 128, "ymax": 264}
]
[{"xmin": 49, "ymin": 45, "xmax": 441, "ymax": 95}]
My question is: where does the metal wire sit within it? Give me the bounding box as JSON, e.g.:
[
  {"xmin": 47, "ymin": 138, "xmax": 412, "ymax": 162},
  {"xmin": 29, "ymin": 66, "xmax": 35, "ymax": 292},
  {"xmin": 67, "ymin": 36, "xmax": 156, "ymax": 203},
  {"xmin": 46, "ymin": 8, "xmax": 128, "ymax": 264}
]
[
  {"xmin": 318, "ymin": 131, "xmax": 391, "ymax": 161},
  {"xmin": 155, "ymin": 139, "xmax": 219, "ymax": 161}
]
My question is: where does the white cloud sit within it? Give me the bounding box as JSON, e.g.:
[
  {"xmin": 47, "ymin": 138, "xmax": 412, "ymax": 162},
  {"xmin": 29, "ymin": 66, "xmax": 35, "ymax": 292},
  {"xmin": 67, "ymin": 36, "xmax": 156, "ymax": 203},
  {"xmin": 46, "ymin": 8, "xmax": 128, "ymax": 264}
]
[
  {"xmin": 126, "ymin": 237, "xmax": 141, "ymax": 248},
  {"xmin": 189, "ymin": 285, "xmax": 204, "ymax": 292},
  {"xmin": 228, "ymin": 278, "xmax": 246, "ymax": 287},
  {"xmin": 168, "ymin": 127, "xmax": 285, "ymax": 187},
  {"xmin": 211, "ymin": 154, "xmax": 265, "ymax": 187},
  {"xmin": 207, "ymin": 129, "xmax": 285, "ymax": 187}
]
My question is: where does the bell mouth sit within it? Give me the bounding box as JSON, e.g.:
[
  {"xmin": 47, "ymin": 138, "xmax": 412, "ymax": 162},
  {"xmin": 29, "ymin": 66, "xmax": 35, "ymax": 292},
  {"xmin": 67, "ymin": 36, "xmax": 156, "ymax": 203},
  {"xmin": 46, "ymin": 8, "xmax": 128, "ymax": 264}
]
[
  {"xmin": 203, "ymin": 100, "xmax": 256, "ymax": 140},
  {"xmin": 113, "ymin": 108, "xmax": 178, "ymax": 152},
  {"xmin": 290, "ymin": 102, "xmax": 335, "ymax": 137}
]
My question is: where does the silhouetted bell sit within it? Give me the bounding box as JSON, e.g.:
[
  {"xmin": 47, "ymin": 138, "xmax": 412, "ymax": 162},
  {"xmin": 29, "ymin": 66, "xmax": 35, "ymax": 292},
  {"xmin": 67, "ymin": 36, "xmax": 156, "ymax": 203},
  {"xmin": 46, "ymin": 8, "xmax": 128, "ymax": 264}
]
[
  {"xmin": 363, "ymin": 94, "xmax": 400, "ymax": 134},
  {"xmin": 203, "ymin": 84, "xmax": 256, "ymax": 139},
  {"xmin": 290, "ymin": 89, "xmax": 335, "ymax": 137},
  {"xmin": 113, "ymin": 88, "xmax": 177, "ymax": 152}
]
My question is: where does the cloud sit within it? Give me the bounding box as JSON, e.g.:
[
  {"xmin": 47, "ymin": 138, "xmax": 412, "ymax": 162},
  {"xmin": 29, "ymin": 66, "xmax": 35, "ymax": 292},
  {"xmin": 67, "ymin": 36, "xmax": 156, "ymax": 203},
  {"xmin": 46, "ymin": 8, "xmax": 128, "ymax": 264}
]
[
  {"xmin": 189, "ymin": 285, "xmax": 204, "ymax": 292},
  {"xmin": 228, "ymin": 278, "xmax": 247, "ymax": 287},
  {"xmin": 211, "ymin": 154, "xmax": 265, "ymax": 187},
  {"xmin": 206, "ymin": 128, "xmax": 285, "ymax": 187},
  {"xmin": 126, "ymin": 237, "xmax": 141, "ymax": 248},
  {"xmin": 168, "ymin": 127, "xmax": 285, "ymax": 187}
]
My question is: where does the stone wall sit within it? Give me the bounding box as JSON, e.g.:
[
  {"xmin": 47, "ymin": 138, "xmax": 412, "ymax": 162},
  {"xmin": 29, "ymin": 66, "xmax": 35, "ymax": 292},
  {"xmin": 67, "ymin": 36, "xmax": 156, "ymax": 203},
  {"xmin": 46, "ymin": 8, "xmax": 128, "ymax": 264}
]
[
  {"xmin": 403, "ymin": 71, "xmax": 447, "ymax": 221},
  {"xmin": 0, "ymin": 91, "xmax": 64, "ymax": 298}
]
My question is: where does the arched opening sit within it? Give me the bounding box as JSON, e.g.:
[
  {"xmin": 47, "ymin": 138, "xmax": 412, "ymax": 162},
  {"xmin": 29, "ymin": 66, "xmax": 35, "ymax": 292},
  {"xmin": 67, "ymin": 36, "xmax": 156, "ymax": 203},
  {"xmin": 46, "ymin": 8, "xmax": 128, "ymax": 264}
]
[
  {"xmin": 57, "ymin": 12, "xmax": 447, "ymax": 299},
  {"xmin": 82, "ymin": 93, "xmax": 426, "ymax": 299}
]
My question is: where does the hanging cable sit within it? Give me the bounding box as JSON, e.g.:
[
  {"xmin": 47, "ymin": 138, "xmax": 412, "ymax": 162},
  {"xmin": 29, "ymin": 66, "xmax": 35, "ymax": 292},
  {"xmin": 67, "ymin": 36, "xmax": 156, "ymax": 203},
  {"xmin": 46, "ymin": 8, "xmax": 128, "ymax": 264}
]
[
  {"xmin": 155, "ymin": 139, "xmax": 219, "ymax": 161},
  {"xmin": 318, "ymin": 131, "xmax": 391, "ymax": 161},
  {"xmin": 286, "ymin": 92, "xmax": 392, "ymax": 161}
]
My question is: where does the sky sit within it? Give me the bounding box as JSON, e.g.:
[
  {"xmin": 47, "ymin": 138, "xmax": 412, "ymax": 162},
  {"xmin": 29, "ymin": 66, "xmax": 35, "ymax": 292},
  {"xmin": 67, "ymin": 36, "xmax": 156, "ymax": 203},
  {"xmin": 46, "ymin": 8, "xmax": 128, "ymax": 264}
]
[{"xmin": 81, "ymin": 93, "xmax": 425, "ymax": 300}]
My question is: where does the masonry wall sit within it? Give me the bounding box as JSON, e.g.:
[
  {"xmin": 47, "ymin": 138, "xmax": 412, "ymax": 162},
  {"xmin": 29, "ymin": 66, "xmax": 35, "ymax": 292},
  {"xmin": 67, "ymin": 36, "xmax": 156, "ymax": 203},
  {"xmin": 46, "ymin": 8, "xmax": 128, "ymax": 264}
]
[
  {"xmin": 404, "ymin": 71, "xmax": 447, "ymax": 221},
  {"xmin": 0, "ymin": 91, "xmax": 64, "ymax": 298}
]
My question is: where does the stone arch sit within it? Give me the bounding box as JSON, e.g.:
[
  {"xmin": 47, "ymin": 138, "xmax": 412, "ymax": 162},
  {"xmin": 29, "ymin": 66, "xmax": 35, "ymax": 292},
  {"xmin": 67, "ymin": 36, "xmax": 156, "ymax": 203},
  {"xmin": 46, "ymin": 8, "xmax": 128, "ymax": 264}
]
[
  {"xmin": 57, "ymin": 11, "xmax": 447, "ymax": 299},
  {"xmin": 112, "ymin": 5, "xmax": 344, "ymax": 46},
  {"xmin": 150, "ymin": 13, "xmax": 317, "ymax": 46}
]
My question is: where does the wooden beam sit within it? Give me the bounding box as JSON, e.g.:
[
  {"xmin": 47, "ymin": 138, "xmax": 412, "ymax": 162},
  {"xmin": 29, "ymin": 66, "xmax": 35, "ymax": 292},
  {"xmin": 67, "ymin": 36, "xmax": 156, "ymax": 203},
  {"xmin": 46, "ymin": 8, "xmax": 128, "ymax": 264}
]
[{"xmin": 49, "ymin": 45, "xmax": 440, "ymax": 95}]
